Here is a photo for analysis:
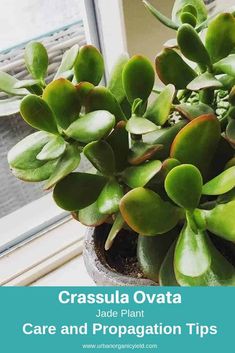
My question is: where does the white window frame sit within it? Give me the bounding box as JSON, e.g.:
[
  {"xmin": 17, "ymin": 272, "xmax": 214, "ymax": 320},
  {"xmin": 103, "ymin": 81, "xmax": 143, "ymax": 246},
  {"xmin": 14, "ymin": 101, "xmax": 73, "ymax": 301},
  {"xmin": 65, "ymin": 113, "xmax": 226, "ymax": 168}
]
[{"xmin": 0, "ymin": 0, "xmax": 127, "ymax": 285}]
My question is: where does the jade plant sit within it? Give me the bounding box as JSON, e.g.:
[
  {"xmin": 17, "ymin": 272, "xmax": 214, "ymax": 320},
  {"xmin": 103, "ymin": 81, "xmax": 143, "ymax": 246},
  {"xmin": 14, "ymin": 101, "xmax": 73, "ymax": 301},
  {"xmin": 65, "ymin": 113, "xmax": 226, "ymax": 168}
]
[{"xmin": 5, "ymin": 0, "xmax": 235, "ymax": 286}]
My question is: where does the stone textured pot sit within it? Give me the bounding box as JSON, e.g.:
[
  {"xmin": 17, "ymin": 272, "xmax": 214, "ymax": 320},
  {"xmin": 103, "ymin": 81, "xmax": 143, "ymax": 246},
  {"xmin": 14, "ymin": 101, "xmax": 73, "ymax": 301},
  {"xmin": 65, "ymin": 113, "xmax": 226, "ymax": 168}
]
[{"xmin": 83, "ymin": 225, "xmax": 156, "ymax": 286}]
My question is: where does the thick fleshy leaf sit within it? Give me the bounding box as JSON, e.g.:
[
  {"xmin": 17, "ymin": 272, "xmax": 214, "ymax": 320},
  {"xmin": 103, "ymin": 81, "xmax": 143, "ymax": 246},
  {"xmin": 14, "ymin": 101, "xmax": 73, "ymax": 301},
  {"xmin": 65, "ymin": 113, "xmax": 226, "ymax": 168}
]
[
  {"xmin": 226, "ymin": 119, "xmax": 235, "ymax": 147},
  {"xmin": 14, "ymin": 79, "xmax": 41, "ymax": 89},
  {"xmin": 107, "ymin": 54, "xmax": 129, "ymax": 103},
  {"xmin": 200, "ymin": 200, "xmax": 235, "ymax": 242},
  {"xmin": 187, "ymin": 72, "xmax": 222, "ymax": 91},
  {"xmin": 106, "ymin": 121, "xmax": 129, "ymax": 172},
  {"xmin": 65, "ymin": 110, "xmax": 115, "ymax": 143},
  {"xmin": 0, "ymin": 97, "xmax": 21, "ymax": 116},
  {"xmin": 97, "ymin": 180, "xmax": 124, "ymax": 215},
  {"xmin": 85, "ymin": 86, "xmax": 126, "ymax": 122},
  {"xmin": 24, "ymin": 42, "xmax": 48, "ymax": 81},
  {"xmin": 180, "ymin": 11, "xmax": 197, "ymax": 27},
  {"xmin": 174, "ymin": 223, "xmax": 235, "ymax": 286},
  {"xmin": 20, "ymin": 95, "xmax": 58, "ymax": 134},
  {"xmin": 137, "ymin": 229, "xmax": 176, "ymax": 283},
  {"xmin": 42, "ymin": 78, "xmax": 81, "ymax": 129},
  {"xmin": 143, "ymin": 120, "xmax": 187, "ymax": 160},
  {"xmin": 175, "ymin": 102, "xmax": 214, "ymax": 120},
  {"xmin": 177, "ymin": 24, "xmax": 211, "ymax": 67},
  {"xmin": 122, "ymin": 160, "xmax": 162, "ymax": 188},
  {"xmin": 205, "ymin": 13, "xmax": 235, "ymax": 64},
  {"xmin": 126, "ymin": 116, "xmax": 158, "ymax": 135},
  {"xmin": 83, "ymin": 140, "xmax": 115, "ymax": 176},
  {"xmin": 202, "ymin": 166, "xmax": 235, "ymax": 195},
  {"xmin": 53, "ymin": 172, "xmax": 106, "ymax": 211},
  {"xmin": 122, "ymin": 55, "xmax": 155, "ymax": 103},
  {"xmin": 144, "ymin": 84, "xmax": 175, "ymax": 125},
  {"xmin": 54, "ymin": 44, "xmax": 79, "ymax": 80},
  {"xmin": 11, "ymin": 159, "xmax": 58, "ymax": 182},
  {"xmin": 120, "ymin": 187, "xmax": 181, "ymax": 235},
  {"xmin": 172, "ymin": 0, "xmax": 207, "ymax": 25},
  {"xmin": 78, "ymin": 201, "xmax": 109, "ymax": 227},
  {"xmin": 128, "ymin": 141, "xmax": 163, "ymax": 165},
  {"xmin": 155, "ymin": 49, "xmax": 197, "ymax": 89},
  {"xmin": 165, "ymin": 164, "xmax": 203, "ymax": 210},
  {"xmin": 105, "ymin": 213, "xmax": 125, "ymax": 251},
  {"xmin": 8, "ymin": 131, "xmax": 51, "ymax": 170},
  {"xmin": 143, "ymin": 0, "xmax": 179, "ymax": 30},
  {"xmin": 170, "ymin": 114, "xmax": 221, "ymax": 175},
  {"xmin": 76, "ymin": 82, "xmax": 94, "ymax": 105},
  {"xmin": 36, "ymin": 136, "xmax": 66, "ymax": 161},
  {"xmin": 159, "ymin": 242, "xmax": 179, "ymax": 286},
  {"xmin": 0, "ymin": 71, "xmax": 28, "ymax": 96},
  {"xmin": 44, "ymin": 144, "xmax": 81, "ymax": 189},
  {"xmin": 214, "ymin": 54, "xmax": 235, "ymax": 77},
  {"xmin": 74, "ymin": 45, "xmax": 104, "ymax": 85}
]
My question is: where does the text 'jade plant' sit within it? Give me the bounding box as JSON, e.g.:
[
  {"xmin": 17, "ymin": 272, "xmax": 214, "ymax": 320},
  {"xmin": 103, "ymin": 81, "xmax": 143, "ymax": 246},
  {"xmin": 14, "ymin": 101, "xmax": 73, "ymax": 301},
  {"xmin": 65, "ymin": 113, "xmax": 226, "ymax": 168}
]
[{"xmin": 4, "ymin": 0, "xmax": 235, "ymax": 286}]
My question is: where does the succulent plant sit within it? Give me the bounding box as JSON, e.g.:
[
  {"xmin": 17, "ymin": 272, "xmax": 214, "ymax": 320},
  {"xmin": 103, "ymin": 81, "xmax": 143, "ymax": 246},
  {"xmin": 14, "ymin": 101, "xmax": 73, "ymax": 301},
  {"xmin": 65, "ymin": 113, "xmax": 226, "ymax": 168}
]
[{"xmin": 5, "ymin": 0, "xmax": 235, "ymax": 286}]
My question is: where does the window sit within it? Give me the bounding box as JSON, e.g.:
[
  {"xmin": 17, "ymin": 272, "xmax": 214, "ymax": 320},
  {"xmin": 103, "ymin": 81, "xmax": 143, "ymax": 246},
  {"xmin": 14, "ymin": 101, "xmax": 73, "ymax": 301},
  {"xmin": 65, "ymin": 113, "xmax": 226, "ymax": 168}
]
[{"xmin": 0, "ymin": 0, "xmax": 126, "ymax": 260}]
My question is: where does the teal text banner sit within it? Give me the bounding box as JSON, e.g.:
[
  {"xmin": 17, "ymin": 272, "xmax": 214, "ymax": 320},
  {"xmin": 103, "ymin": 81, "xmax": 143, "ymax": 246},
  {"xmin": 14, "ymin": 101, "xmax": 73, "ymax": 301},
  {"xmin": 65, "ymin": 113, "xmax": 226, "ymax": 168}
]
[{"xmin": 0, "ymin": 287, "xmax": 233, "ymax": 352}]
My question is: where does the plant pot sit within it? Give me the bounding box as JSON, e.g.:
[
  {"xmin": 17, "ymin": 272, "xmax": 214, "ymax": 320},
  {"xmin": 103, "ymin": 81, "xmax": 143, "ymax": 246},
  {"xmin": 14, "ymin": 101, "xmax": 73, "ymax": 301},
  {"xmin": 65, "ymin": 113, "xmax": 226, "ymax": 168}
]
[{"xmin": 83, "ymin": 224, "xmax": 156, "ymax": 286}]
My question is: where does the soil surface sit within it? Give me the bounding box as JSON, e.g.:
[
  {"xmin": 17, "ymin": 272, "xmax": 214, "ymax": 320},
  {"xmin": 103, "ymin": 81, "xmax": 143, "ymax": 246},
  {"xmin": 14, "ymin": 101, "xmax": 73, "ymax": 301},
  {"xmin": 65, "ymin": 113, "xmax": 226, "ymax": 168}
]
[{"xmin": 94, "ymin": 224, "xmax": 144, "ymax": 278}]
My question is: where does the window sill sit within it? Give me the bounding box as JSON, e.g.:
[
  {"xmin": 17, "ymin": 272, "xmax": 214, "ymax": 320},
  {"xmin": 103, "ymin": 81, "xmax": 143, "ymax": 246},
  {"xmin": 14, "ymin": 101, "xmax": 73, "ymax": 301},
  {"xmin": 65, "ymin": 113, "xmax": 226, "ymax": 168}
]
[{"xmin": 1, "ymin": 217, "xmax": 88, "ymax": 286}]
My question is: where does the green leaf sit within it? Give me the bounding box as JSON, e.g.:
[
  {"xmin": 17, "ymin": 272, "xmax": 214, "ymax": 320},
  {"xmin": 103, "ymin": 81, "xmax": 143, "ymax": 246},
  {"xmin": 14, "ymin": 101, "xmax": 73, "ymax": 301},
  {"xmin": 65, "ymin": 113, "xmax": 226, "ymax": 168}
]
[
  {"xmin": 144, "ymin": 84, "xmax": 175, "ymax": 125},
  {"xmin": 199, "ymin": 201, "xmax": 235, "ymax": 242},
  {"xmin": 187, "ymin": 72, "xmax": 223, "ymax": 91},
  {"xmin": 20, "ymin": 95, "xmax": 58, "ymax": 134},
  {"xmin": 128, "ymin": 141, "xmax": 163, "ymax": 165},
  {"xmin": 85, "ymin": 86, "xmax": 126, "ymax": 122},
  {"xmin": 174, "ymin": 222, "xmax": 235, "ymax": 286},
  {"xmin": 83, "ymin": 140, "xmax": 115, "ymax": 176},
  {"xmin": 14, "ymin": 79, "xmax": 41, "ymax": 89},
  {"xmin": 172, "ymin": 0, "xmax": 207, "ymax": 25},
  {"xmin": 122, "ymin": 160, "xmax": 162, "ymax": 188},
  {"xmin": 65, "ymin": 110, "xmax": 115, "ymax": 143},
  {"xmin": 0, "ymin": 97, "xmax": 21, "ymax": 116},
  {"xmin": 97, "ymin": 180, "xmax": 124, "ymax": 215},
  {"xmin": 143, "ymin": 0, "xmax": 179, "ymax": 30},
  {"xmin": 226, "ymin": 119, "xmax": 235, "ymax": 147},
  {"xmin": 8, "ymin": 131, "xmax": 51, "ymax": 170},
  {"xmin": 11, "ymin": 159, "xmax": 58, "ymax": 182},
  {"xmin": 205, "ymin": 13, "xmax": 235, "ymax": 64},
  {"xmin": 143, "ymin": 120, "xmax": 187, "ymax": 160},
  {"xmin": 180, "ymin": 12, "xmax": 197, "ymax": 27},
  {"xmin": 44, "ymin": 144, "xmax": 81, "ymax": 189},
  {"xmin": 155, "ymin": 49, "xmax": 197, "ymax": 89},
  {"xmin": 137, "ymin": 229, "xmax": 177, "ymax": 283},
  {"xmin": 43, "ymin": 78, "xmax": 81, "ymax": 129},
  {"xmin": 202, "ymin": 166, "xmax": 235, "ymax": 195},
  {"xmin": 106, "ymin": 122, "xmax": 129, "ymax": 172},
  {"xmin": 76, "ymin": 81, "xmax": 94, "ymax": 105},
  {"xmin": 78, "ymin": 201, "xmax": 109, "ymax": 227},
  {"xmin": 175, "ymin": 102, "xmax": 214, "ymax": 120},
  {"xmin": 214, "ymin": 54, "xmax": 235, "ymax": 77},
  {"xmin": 120, "ymin": 187, "xmax": 181, "ymax": 235},
  {"xmin": 170, "ymin": 114, "xmax": 221, "ymax": 175},
  {"xmin": 107, "ymin": 54, "xmax": 129, "ymax": 103},
  {"xmin": 122, "ymin": 55, "xmax": 155, "ymax": 103},
  {"xmin": 126, "ymin": 116, "xmax": 158, "ymax": 135},
  {"xmin": 53, "ymin": 172, "xmax": 106, "ymax": 211},
  {"xmin": 165, "ymin": 164, "xmax": 203, "ymax": 210},
  {"xmin": 159, "ymin": 242, "xmax": 179, "ymax": 286},
  {"xmin": 74, "ymin": 45, "xmax": 104, "ymax": 85},
  {"xmin": 105, "ymin": 213, "xmax": 125, "ymax": 251},
  {"xmin": 177, "ymin": 24, "xmax": 211, "ymax": 67},
  {"xmin": 24, "ymin": 42, "xmax": 48, "ymax": 81},
  {"xmin": 0, "ymin": 71, "xmax": 28, "ymax": 96},
  {"xmin": 54, "ymin": 44, "xmax": 79, "ymax": 80},
  {"xmin": 36, "ymin": 136, "xmax": 66, "ymax": 161}
]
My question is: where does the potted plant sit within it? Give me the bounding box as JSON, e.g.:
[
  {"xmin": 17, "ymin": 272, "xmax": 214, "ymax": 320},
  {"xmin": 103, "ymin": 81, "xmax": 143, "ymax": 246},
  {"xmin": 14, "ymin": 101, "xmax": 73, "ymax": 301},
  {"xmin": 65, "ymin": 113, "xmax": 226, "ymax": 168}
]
[{"xmin": 5, "ymin": 0, "xmax": 235, "ymax": 286}]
